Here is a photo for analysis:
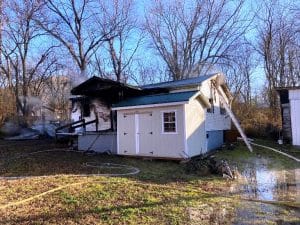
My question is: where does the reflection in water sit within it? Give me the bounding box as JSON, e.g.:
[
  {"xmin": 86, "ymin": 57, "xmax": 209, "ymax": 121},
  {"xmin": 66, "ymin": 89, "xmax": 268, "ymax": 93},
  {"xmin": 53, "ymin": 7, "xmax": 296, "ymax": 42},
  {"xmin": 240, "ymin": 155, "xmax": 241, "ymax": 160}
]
[
  {"xmin": 232, "ymin": 159, "xmax": 300, "ymax": 225},
  {"xmin": 239, "ymin": 161, "xmax": 300, "ymax": 203},
  {"xmin": 188, "ymin": 157, "xmax": 300, "ymax": 224}
]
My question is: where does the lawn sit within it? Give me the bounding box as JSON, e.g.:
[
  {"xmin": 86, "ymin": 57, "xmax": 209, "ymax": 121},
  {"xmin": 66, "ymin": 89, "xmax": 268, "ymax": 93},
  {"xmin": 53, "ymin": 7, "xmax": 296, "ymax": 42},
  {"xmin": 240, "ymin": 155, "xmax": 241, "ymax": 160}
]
[{"xmin": 0, "ymin": 139, "xmax": 299, "ymax": 224}]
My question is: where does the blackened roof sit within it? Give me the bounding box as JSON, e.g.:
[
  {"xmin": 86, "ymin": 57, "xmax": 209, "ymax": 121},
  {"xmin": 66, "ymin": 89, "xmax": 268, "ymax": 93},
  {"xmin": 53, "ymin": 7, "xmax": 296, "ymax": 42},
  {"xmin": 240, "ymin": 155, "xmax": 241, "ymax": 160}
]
[{"xmin": 71, "ymin": 76, "xmax": 141, "ymax": 94}]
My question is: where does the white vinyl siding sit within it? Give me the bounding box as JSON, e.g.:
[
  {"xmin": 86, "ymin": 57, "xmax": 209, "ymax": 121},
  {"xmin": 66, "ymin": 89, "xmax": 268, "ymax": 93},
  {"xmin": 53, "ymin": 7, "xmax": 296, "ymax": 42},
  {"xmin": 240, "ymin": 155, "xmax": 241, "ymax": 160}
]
[
  {"xmin": 200, "ymin": 79, "xmax": 231, "ymax": 131},
  {"xmin": 289, "ymin": 90, "xmax": 300, "ymax": 146},
  {"xmin": 117, "ymin": 105, "xmax": 186, "ymax": 158},
  {"xmin": 184, "ymin": 99, "xmax": 206, "ymax": 156}
]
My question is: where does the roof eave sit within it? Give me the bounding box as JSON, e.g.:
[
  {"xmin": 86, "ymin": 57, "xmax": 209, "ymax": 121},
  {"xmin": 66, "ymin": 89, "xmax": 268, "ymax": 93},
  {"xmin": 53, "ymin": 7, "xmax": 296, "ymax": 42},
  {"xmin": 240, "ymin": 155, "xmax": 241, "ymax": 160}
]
[
  {"xmin": 190, "ymin": 91, "xmax": 211, "ymax": 108},
  {"xmin": 112, "ymin": 101, "xmax": 189, "ymax": 111},
  {"xmin": 276, "ymin": 86, "xmax": 300, "ymax": 91},
  {"xmin": 70, "ymin": 76, "xmax": 142, "ymax": 95},
  {"xmin": 141, "ymin": 73, "xmax": 218, "ymax": 90}
]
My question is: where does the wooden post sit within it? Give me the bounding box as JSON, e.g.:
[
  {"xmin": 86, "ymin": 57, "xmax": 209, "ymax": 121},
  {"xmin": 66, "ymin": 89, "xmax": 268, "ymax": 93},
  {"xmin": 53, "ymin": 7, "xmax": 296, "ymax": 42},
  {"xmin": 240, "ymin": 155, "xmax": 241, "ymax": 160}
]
[
  {"xmin": 213, "ymin": 80, "xmax": 253, "ymax": 152},
  {"xmin": 96, "ymin": 116, "xmax": 99, "ymax": 132},
  {"xmin": 83, "ymin": 119, "xmax": 86, "ymax": 132}
]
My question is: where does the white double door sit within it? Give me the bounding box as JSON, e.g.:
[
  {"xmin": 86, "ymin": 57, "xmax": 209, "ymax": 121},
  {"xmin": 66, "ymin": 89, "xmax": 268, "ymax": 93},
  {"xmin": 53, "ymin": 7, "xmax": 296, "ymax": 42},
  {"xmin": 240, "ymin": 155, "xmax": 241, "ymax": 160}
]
[{"xmin": 120, "ymin": 113, "xmax": 154, "ymax": 156}]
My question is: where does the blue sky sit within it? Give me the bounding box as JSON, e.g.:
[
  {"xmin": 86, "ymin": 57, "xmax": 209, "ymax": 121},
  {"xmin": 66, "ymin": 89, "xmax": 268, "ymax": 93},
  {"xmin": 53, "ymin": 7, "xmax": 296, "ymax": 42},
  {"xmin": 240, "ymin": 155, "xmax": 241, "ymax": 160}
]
[
  {"xmin": 7, "ymin": 0, "xmax": 298, "ymax": 93},
  {"xmin": 133, "ymin": 0, "xmax": 298, "ymax": 92},
  {"xmin": 131, "ymin": 0, "xmax": 266, "ymax": 90}
]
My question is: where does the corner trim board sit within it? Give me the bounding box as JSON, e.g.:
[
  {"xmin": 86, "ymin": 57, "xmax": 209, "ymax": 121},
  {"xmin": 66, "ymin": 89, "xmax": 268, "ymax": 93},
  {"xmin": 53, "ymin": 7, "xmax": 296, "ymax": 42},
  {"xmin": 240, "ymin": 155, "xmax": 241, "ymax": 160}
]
[
  {"xmin": 135, "ymin": 114, "xmax": 139, "ymax": 154},
  {"xmin": 182, "ymin": 104, "xmax": 188, "ymax": 156}
]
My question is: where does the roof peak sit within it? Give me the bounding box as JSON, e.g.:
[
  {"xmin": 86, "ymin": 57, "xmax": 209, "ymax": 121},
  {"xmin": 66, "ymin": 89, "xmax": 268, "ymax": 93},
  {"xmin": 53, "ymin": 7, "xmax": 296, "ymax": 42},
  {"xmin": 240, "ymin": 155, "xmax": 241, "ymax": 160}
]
[{"xmin": 141, "ymin": 73, "xmax": 218, "ymax": 89}]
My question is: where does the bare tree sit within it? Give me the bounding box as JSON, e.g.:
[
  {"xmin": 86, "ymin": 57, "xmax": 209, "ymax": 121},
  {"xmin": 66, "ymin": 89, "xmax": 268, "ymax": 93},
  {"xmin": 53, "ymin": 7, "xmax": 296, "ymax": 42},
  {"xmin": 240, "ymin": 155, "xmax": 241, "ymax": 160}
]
[
  {"xmin": 0, "ymin": 0, "xmax": 3, "ymax": 66},
  {"xmin": 36, "ymin": 0, "xmax": 126, "ymax": 80},
  {"xmin": 129, "ymin": 59, "xmax": 168, "ymax": 85},
  {"xmin": 90, "ymin": 0, "xmax": 141, "ymax": 82},
  {"xmin": 1, "ymin": 0, "xmax": 58, "ymax": 120},
  {"xmin": 29, "ymin": 56, "xmax": 62, "ymax": 97},
  {"xmin": 44, "ymin": 74, "xmax": 71, "ymax": 121},
  {"xmin": 222, "ymin": 43, "xmax": 255, "ymax": 104},
  {"xmin": 145, "ymin": 0, "xmax": 251, "ymax": 81},
  {"xmin": 258, "ymin": 0, "xmax": 300, "ymax": 109}
]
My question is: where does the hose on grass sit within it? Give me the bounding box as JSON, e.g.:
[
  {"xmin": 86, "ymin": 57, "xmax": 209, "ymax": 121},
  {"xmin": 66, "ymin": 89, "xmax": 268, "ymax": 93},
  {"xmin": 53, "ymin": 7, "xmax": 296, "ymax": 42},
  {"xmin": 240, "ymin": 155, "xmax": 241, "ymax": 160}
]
[
  {"xmin": 0, "ymin": 148, "xmax": 141, "ymax": 180},
  {"xmin": 0, "ymin": 148, "xmax": 141, "ymax": 209},
  {"xmin": 0, "ymin": 181, "xmax": 87, "ymax": 210},
  {"xmin": 251, "ymin": 142, "xmax": 300, "ymax": 162},
  {"xmin": 2, "ymin": 177, "xmax": 298, "ymax": 211},
  {"xmin": 0, "ymin": 162, "xmax": 140, "ymax": 180},
  {"xmin": 0, "ymin": 175, "xmax": 225, "ymax": 211},
  {"xmin": 6, "ymin": 148, "xmax": 292, "ymax": 212},
  {"xmin": 0, "ymin": 148, "xmax": 217, "ymax": 210}
]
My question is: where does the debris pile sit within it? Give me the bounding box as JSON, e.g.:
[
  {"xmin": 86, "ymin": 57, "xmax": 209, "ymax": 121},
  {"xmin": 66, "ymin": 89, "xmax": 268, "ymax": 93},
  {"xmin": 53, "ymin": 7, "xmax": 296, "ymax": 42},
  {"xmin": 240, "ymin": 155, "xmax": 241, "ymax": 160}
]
[
  {"xmin": 1, "ymin": 120, "xmax": 58, "ymax": 140},
  {"xmin": 185, "ymin": 155, "xmax": 236, "ymax": 179}
]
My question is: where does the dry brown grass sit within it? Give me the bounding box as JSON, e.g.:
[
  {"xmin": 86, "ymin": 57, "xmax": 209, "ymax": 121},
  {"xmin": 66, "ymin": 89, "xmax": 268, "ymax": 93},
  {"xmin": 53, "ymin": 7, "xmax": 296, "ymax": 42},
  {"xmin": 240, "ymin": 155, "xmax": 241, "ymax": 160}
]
[{"xmin": 232, "ymin": 101, "xmax": 281, "ymax": 139}]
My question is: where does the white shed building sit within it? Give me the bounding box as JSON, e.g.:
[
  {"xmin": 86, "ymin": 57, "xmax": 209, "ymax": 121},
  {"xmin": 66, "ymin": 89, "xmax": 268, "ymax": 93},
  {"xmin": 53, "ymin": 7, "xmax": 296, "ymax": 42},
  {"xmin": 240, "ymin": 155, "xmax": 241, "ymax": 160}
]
[
  {"xmin": 278, "ymin": 87, "xmax": 300, "ymax": 146},
  {"xmin": 112, "ymin": 74, "xmax": 231, "ymax": 159}
]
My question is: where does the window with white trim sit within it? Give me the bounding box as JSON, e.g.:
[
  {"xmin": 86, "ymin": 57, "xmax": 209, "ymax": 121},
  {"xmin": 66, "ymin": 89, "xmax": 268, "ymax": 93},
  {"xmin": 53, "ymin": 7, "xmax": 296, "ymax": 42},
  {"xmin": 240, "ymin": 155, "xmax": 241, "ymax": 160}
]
[{"xmin": 162, "ymin": 111, "xmax": 176, "ymax": 133}]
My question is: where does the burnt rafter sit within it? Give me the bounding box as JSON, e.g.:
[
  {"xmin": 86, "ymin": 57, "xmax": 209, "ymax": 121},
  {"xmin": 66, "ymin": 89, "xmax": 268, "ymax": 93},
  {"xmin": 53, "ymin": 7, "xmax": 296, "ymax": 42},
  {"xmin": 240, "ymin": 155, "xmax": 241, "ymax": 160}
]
[{"xmin": 70, "ymin": 76, "xmax": 168, "ymax": 103}]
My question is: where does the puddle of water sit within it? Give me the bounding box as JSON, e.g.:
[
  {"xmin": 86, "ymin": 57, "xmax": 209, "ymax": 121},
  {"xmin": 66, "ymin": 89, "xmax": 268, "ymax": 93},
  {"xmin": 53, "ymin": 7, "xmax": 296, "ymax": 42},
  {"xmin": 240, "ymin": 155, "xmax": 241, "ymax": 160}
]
[
  {"xmin": 232, "ymin": 158, "xmax": 300, "ymax": 225},
  {"xmin": 237, "ymin": 160, "xmax": 300, "ymax": 203},
  {"xmin": 189, "ymin": 157, "xmax": 300, "ymax": 224}
]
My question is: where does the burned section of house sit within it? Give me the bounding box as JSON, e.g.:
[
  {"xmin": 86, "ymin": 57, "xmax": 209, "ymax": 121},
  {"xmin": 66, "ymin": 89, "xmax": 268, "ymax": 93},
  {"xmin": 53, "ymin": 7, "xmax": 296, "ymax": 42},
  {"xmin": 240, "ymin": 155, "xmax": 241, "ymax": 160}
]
[
  {"xmin": 67, "ymin": 77, "xmax": 148, "ymax": 153},
  {"xmin": 70, "ymin": 97, "xmax": 111, "ymax": 131},
  {"xmin": 67, "ymin": 73, "xmax": 234, "ymax": 159},
  {"xmin": 70, "ymin": 76, "xmax": 145, "ymax": 132},
  {"xmin": 277, "ymin": 87, "xmax": 300, "ymax": 146}
]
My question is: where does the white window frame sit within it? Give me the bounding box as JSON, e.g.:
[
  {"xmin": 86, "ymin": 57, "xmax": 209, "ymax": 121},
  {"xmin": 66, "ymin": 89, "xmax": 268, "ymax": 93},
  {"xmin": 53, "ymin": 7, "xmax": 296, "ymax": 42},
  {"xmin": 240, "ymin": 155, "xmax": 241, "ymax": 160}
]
[{"xmin": 161, "ymin": 110, "xmax": 177, "ymax": 134}]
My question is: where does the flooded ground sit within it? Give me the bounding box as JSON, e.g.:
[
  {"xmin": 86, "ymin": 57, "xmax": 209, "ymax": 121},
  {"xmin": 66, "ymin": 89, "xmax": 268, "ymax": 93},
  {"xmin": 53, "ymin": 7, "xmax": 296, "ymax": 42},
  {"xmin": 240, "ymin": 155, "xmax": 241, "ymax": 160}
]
[{"xmin": 232, "ymin": 156, "xmax": 300, "ymax": 224}]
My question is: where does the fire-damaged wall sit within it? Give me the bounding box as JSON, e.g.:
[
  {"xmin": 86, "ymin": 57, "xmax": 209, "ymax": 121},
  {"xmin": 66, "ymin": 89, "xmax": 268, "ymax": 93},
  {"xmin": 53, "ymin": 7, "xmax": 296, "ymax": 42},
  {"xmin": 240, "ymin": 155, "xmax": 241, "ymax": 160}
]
[{"xmin": 71, "ymin": 98, "xmax": 112, "ymax": 131}]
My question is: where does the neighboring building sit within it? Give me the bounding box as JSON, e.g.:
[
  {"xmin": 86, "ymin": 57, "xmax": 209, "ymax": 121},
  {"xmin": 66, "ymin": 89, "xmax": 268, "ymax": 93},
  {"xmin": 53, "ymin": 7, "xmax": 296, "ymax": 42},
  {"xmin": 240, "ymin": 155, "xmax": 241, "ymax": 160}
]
[
  {"xmin": 68, "ymin": 73, "xmax": 232, "ymax": 159},
  {"xmin": 277, "ymin": 87, "xmax": 300, "ymax": 146}
]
